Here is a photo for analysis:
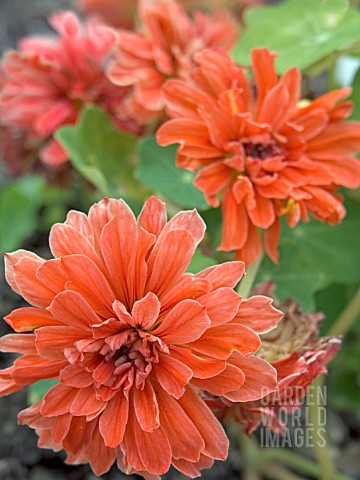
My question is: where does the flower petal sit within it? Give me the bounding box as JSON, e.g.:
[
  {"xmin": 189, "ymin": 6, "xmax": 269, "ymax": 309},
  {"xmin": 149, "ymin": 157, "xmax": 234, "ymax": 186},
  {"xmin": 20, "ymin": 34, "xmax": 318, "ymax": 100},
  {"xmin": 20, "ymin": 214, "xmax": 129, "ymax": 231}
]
[
  {"xmin": 170, "ymin": 346, "xmax": 226, "ymax": 379},
  {"xmin": 0, "ymin": 334, "xmax": 36, "ymax": 354},
  {"xmin": 197, "ymin": 287, "xmax": 242, "ymax": 327},
  {"xmin": 12, "ymin": 257, "xmax": 54, "ymax": 308},
  {"xmin": 41, "ymin": 383, "xmax": 78, "ymax": 417},
  {"xmin": 154, "ymin": 353, "xmax": 193, "ymax": 399},
  {"xmin": 158, "ymin": 209, "xmax": 206, "ymax": 248},
  {"xmin": 70, "ymin": 385, "xmax": 105, "ymax": 416},
  {"xmin": 138, "ymin": 196, "xmax": 167, "ymax": 237},
  {"xmin": 224, "ymin": 352, "xmax": 277, "ymax": 402},
  {"xmin": 99, "ymin": 393, "xmax": 129, "ymax": 447},
  {"xmin": 196, "ymin": 261, "xmax": 245, "ymax": 289},
  {"xmin": 156, "ymin": 386, "xmax": 205, "ymax": 462},
  {"xmin": 233, "ymin": 295, "xmax": 283, "ymax": 334},
  {"xmin": 145, "ymin": 230, "xmax": 196, "ymax": 299},
  {"xmin": 35, "ymin": 326, "xmax": 85, "ymax": 360},
  {"xmin": 4, "ymin": 307, "xmax": 62, "ymax": 332},
  {"xmin": 133, "ymin": 380, "xmax": 159, "ymax": 432},
  {"xmin": 191, "ymin": 362, "xmax": 245, "ymax": 395},
  {"xmin": 48, "ymin": 290, "xmax": 101, "ymax": 329},
  {"xmin": 189, "ymin": 324, "xmax": 260, "ymax": 359},
  {"xmin": 131, "ymin": 292, "xmax": 160, "ymax": 330},
  {"xmin": 178, "ymin": 386, "xmax": 228, "ymax": 461},
  {"xmin": 218, "ymin": 188, "xmax": 249, "ymax": 251},
  {"xmin": 61, "ymin": 254, "xmax": 116, "ymax": 318},
  {"xmin": 153, "ymin": 299, "xmax": 210, "ymax": 344},
  {"xmin": 59, "ymin": 364, "xmax": 94, "ymax": 388},
  {"xmin": 12, "ymin": 355, "xmax": 66, "ymax": 385},
  {"xmin": 4, "ymin": 250, "xmax": 43, "ymax": 295},
  {"xmin": 100, "ymin": 211, "xmax": 138, "ymax": 307}
]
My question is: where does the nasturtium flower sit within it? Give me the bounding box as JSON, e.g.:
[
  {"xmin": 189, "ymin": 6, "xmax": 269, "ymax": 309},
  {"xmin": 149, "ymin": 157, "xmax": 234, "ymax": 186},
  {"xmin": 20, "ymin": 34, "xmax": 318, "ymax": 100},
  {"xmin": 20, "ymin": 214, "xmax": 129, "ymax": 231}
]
[
  {"xmin": 77, "ymin": 0, "xmax": 137, "ymax": 28},
  {"xmin": 0, "ymin": 11, "xmax": 141, "ymax": 167},
  {"xmin": 157, "ymin": 48, "xmax": 360, "ymax": 264},
  {"xmin": 108, "ymin": 0, "xmax": 238, "ymax": 125},
  {"xmin": 0, "ymin": 197, "xmax": 281, "ymax": 478},
  {"xmin": 210, "ymin": 283, "xmax": 342, "ymax": 435}
]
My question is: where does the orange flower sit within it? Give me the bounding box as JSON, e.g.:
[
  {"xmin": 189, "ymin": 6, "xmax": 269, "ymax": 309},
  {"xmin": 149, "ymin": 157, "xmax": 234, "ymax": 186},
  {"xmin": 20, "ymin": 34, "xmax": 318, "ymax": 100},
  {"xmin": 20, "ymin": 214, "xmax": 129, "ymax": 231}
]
[
  {"xmin": 108, "ymin": 0, "xmax": 238, "ymax": 125},
  {"xmin": 157, "ymin": 48, "xmax": 360, "ymax": 264},
  {"xmin": 0, "ymin": 11, "xmax": 142, "ymax": 167},
  {"xmin": 0, "ymin": 197, "xmax": 281, "ymax": 478},
  {"xmin": 77, "ymin": 0, "xmax": 137, "ymax": 28}
]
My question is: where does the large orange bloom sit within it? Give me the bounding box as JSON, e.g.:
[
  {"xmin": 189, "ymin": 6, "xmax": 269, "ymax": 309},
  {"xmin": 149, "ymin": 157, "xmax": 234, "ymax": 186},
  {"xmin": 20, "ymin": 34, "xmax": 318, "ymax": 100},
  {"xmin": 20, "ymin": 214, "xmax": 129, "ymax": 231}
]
[
  {"xmin": 157, "ymin": 48, "xmax": 360, "ymax": 264},
  {"xmin": 0, "ymin": 197, "xmax": 281, "ymax": 478},
  {"xmin": 108, "ymin": 0, "xmax": 238, "ymax": 125}
]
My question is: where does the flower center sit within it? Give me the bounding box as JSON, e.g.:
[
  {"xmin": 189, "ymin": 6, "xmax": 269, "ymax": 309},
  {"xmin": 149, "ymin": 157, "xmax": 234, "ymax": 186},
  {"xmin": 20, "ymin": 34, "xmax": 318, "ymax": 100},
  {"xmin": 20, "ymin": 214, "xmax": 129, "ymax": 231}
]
[
  {"xmin": 91, "ymin": 327, "xmax": 168, "ymax": 391},
  {"xmin": 244, "ymin": 141, "xmax": 284, "ymax": 160},
  {"xmin": 112, "ymin": 332, "xmax": 155, "ymax": 375}
]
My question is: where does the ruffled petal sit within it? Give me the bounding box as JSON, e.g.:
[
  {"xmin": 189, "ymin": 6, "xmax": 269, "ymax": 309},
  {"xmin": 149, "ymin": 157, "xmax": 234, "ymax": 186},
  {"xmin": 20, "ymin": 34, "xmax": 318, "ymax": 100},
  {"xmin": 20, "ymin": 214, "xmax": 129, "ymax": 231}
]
[
  {"xmin": 196, "ymin": 261, "xmax": 245, "ymax": 289},
  {"xmin": 154, "ymin": 353, "xmax": 192, "ymax": 399},
  {"xmin": 131, "ymin": 292, "xmax": 161, "ymax": 330},
  {"xmin": 138, "ymin": 196, "xmax": 167, "ymax": 237},
  {"xmin": 99, "ymin": 393, "xmax": 129, "ymax": 447},
  {"xmin": 61, "ymin": 254, "xmax": 116, "ymax": 318},
  {"xmin": 197, "ymin": 287, "xmax": 242, "ymax": 327},
  {"xmin": 156, "ymin": 386, "xmax": 204, "ymax": 462},
  {"xmin": 153, "ymin": 299, "xmax": 210, "ymax": 344},
  {"xmin": 133, "ymin": 381, "xmax": 159, "ymax": 432},
  {"xmin": 4, "ymin": 307, "xmax": 63, "ymax": 332},
  {"xmin": 145, "ymin": 230, "xmax": 196, "ymax": 299},
  {"xmin": 188, "ymin": 324, "xmax": 260, "ymax": 359},
  {"xmin": 224, "ymin": 352, "xmax": 277, "ymax": 402},
  {"xmin": 48, "ymin": 290, "xmax": 101, "ymax": 329},
  {"xmin": 233, "ymin": 295, "xmax": 283, "ymax": 334},
  {"xmin": 178, "ymin": 386, "xmax": 228, "ymax": 461}
]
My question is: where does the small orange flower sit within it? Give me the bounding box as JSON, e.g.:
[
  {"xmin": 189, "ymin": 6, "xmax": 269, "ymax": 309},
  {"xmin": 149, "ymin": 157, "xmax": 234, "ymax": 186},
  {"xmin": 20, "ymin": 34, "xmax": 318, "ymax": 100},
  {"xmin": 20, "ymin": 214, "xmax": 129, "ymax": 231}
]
[
  {"xmin": 77, "ymin": 0, "xmax": 137, "ymax": 28},
  {"xmin": 157, "ymin": 48, "xmax": 360, "ymax": 264},
  {"xmin": 0, "ymin": 11, "xmax": 142, "ymax": 167},
  {"xmin": 0, "ymin": 197, "xmax": 281, "ymax": 478},
  {"xmin": 108, "ymin": 0, "xmax": 238, "ymax": 125}
]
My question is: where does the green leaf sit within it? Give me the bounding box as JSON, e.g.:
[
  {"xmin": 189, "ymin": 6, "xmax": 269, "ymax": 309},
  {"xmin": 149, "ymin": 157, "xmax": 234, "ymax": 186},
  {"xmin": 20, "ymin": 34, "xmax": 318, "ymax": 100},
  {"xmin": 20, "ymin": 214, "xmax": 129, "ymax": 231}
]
[
  {"xmin": 187, "ymin": 250, "xmax": 216, "ymax": 273},
  {"xmin": 28, "ymin": 380, "xmax": 59, "ymax": 405},
  {"xmin": 56, "ymin": 106, "xmax": 136, "ymax": 197},
  {"xmin": 329, "ymin": 327, "xmax": 360, "ymax": 411},
  {"xmin": 330, "ymin": 369, "xmax": 360, "ymax": 411},
  {"xmin": 0, "ymin": 175, "xmax": 45, "ymax": 252},
  {"xmin": 350, "ymin": 67, "xmax": 360, "ymax": 120},
  {"xmin": 257, "ymin": 198, "xmax": 360, "ymax": 310},
  {"xmin": 258, "ymin": 243, "xmax": 326, "ymax": 311},
  {"xmin": 136, "ymin": 136, "xmax": 208, "ymax": 210},
  {"xmin": 232, "ymin": 0, "xmax": 360, "ymax": 74},
  {"xmin": 315, "ymin": 283, "xmax": 359, "ymax": 334}
]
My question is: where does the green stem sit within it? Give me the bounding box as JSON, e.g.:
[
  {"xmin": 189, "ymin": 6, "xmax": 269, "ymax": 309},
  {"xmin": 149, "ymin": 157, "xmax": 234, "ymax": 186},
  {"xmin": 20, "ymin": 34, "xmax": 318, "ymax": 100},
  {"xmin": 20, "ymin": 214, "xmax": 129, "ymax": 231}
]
[
  {"xmin": 308, "ymin": 375, "xmax": 336, "ymax": 480},
  {"xmin": 328, "ymin": 286, "xmax": 360, "ymax": 336},
  {"xmin": 261, "ymin": 462, "xmax": 305, "ymax": 480},
  {"xmin": 233, "ymin": 422, "xmax": 352, "ymax": 480},
  {"xmin": 237, "ymin": 430, "xmax": 262, "ymax": 480},
  {"xmin": 237, "ymin": 249, "xmax": 264, "ymax": 298},
  {"xmin": 263, "ymin": 447, "xmax": 351, "ymax": 480}
]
